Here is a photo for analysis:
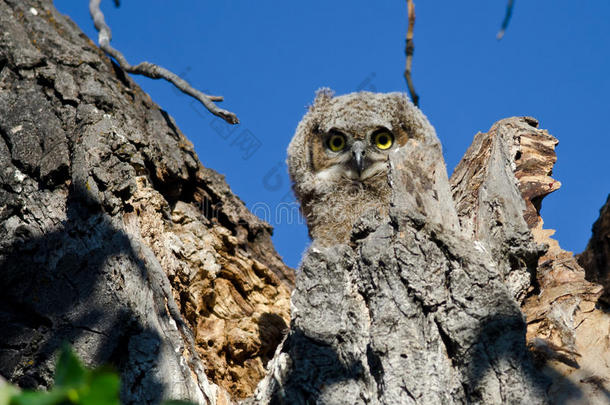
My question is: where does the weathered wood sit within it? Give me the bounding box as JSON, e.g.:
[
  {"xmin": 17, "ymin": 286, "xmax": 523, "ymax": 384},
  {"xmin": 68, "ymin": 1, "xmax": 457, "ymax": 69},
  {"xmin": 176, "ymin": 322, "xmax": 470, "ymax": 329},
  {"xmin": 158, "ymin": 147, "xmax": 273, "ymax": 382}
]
[
  {"xmin": 0, "ymin": 1, "xmax": 293, "ymax": 403},
  {"xmin": 249, "ymin": 117, "xmax": 550, "ymax": 404},
  {"xmin": 250, "ymin": 116, "xmax": 610, "ymax": 404},
  {"xmin": 451, "ymin": 117, "xmax": 610, "ymax": 404}
]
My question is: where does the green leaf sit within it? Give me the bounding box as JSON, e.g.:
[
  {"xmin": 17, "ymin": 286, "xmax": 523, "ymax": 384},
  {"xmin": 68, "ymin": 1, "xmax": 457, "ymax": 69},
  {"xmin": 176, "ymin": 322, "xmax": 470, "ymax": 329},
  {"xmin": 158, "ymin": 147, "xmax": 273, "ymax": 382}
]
[
  {"xmin": 6, "ymin": 345, "xmax": 192, "ymax": 405},
  {"xmin": 80, "ymin": 370, "xmax": 120, "ymax": 405},
  {"xmin": 9, "ymin": 389, "xmax": 68, "ymax": 405},
  {"xmin": 54, "ymin": 345, "xmax": 87, "ymax": 389}
]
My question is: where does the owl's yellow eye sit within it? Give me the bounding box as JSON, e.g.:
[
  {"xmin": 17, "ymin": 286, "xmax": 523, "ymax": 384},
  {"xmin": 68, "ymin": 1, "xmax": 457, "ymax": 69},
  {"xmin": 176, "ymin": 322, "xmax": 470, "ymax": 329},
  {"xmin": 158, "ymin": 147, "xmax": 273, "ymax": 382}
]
[
  {"xmin": 373, "ymin": 131, "xmax": 394, "ymax": 150},
  {"xmin": 327, "ymin": 133, "xmax": 346, "ymax": 152}
]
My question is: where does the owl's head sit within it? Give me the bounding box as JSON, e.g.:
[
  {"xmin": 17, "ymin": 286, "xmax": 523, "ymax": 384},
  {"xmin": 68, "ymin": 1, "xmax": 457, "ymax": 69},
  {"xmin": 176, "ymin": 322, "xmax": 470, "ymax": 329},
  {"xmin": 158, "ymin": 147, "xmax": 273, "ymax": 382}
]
[{"xmin": 288, "ymin": 90, "xmax": 435, "ymax": 201}]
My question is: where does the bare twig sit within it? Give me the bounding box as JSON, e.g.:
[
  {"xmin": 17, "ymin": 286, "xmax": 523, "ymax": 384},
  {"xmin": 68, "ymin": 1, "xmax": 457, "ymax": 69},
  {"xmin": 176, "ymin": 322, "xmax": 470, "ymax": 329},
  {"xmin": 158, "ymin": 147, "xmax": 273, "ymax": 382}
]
[
  {"xmin": 88, "ymin": 0, "xmax": 239, "ymax": 124},
  {"xmin": 497, "ymin": 0, "xmax": 515, "ymax": 40},
  {"xmin": 404, "ymin": 0, "xmax": 419, "ymax": 107}
]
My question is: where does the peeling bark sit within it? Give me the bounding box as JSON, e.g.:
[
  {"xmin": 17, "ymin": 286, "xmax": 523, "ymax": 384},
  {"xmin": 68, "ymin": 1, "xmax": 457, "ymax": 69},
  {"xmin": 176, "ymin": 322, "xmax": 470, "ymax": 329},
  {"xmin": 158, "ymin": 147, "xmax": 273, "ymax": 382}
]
[{"xmin": 451, "ymin": 117, "xmax": 610, "ymax": 404}]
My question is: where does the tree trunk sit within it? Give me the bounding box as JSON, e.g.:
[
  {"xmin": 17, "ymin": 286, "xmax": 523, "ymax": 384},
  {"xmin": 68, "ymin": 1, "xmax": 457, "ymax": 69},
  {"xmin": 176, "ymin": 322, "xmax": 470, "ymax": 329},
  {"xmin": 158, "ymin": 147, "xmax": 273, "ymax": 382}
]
[
  {"xmin": 452, "ymin": 118, "xmax": 610, "ymax": 404},
  {"xmin": 249, "ymin": 118, "xmax": 610, "ymax": 404},
  {"xmin": 249, "ymin": 117, "xmax": 548, "ymax": 404},
  {"xmin": 0, "ymin": 1, "xmax": 293, "ymax": 403}
]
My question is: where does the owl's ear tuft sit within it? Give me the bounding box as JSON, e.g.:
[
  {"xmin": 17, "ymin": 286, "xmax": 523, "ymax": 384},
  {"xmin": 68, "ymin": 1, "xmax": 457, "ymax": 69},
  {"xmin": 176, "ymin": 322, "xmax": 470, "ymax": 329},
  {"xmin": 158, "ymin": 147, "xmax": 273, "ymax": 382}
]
[{"xmin": 312, "ymin": 88, "xmax": 335, "ymax": 109}]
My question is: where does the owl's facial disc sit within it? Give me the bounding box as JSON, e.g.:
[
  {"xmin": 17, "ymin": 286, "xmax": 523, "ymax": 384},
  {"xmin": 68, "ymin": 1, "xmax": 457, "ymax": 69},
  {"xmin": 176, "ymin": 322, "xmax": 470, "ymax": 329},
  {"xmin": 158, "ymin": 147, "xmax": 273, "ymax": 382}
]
[{"xmin": 315, "ymin": 127, "xmax": 396, "ymax": 182}]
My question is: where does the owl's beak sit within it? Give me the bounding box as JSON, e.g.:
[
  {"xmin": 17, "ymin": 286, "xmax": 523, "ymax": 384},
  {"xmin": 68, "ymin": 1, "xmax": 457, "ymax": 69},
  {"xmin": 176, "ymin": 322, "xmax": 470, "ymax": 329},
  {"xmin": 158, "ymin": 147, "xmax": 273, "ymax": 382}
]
[{"xmin": 351, "ymin": 141, "xmax": 366, "ymax": 176}]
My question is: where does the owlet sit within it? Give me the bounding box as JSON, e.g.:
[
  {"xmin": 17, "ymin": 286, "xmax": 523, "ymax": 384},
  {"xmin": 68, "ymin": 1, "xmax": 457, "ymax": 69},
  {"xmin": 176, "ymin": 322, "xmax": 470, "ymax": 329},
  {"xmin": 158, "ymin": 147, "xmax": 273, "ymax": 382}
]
[{"xmin": 287, "ymin": 90, "xmax": 438, "ymax": 245}]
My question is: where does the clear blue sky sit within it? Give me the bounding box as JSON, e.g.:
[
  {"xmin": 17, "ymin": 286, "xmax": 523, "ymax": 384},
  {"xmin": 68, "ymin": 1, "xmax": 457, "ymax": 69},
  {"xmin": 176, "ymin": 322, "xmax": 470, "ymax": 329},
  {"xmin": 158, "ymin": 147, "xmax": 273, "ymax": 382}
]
[{"xmin": 56, "ymin": 1, "xmax": 610, "ymax": 269}]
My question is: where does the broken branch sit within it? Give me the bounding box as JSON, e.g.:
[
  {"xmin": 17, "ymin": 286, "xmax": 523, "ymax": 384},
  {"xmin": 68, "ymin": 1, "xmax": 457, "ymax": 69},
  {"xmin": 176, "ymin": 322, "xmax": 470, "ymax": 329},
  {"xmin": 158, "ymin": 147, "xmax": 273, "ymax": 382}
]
[
  {"xmin": 497, "ymin": 0, "xmax": 515, "ymax": 40},
  {"xmin": 88, "ymin": 0, "xmax": 239, "ymax": 124},
  {"xmin": 404, "ymin": 0, "xmax": 419, "ymax": 107}
]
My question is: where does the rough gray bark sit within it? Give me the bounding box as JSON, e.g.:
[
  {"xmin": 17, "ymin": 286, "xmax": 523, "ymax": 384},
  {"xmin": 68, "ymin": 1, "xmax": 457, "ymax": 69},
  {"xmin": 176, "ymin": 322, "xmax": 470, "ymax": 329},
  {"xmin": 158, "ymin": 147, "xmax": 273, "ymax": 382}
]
[
  {"xmin": 249, "ymin": 116, "xmax": 610, "ymax": 404},
  {"xmin": 450, "ymin": 117, "xmax": 544, "ymax": 303},
  {"xmin": 450, "ymin": 118, "xmax": 610, "ymax": 404},
  {"xmin": 0, "ymin": 1, "xmax": 293, "ymax": 404},
  {"xmin": 249, "ymin": 118, "xmax": 551, "ymax": 404}
]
